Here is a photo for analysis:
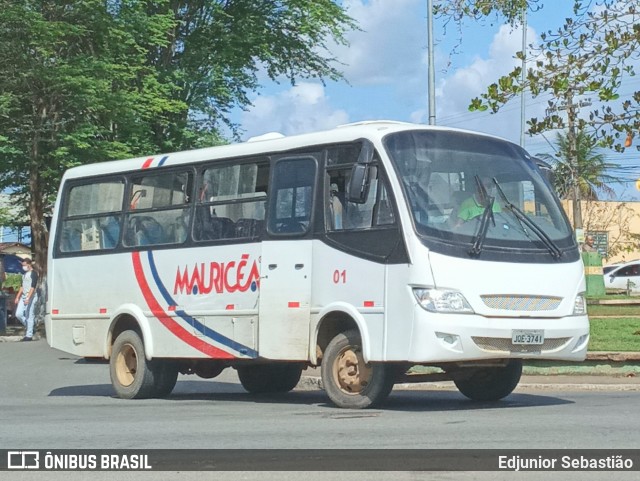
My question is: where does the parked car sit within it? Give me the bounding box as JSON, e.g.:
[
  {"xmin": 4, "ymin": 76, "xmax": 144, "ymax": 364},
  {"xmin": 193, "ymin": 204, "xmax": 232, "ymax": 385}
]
[
  {"xmin": 604, "ymin": 261, "xmax": 640, "ymax": 292},
  {"xmin": 603, "ymin": 263, "xmax": 623, "ymax": 275}
]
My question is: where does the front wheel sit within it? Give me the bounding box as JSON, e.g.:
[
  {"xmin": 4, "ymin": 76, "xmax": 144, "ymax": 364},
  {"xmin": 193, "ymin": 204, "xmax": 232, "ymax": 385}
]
[
  {"xmin": 321, "ymin": 329, "xmax": 395, "ymax": 409},
  {"xmin": 453, "ymin": 359, "xmax": 523, "ymax": 401}
]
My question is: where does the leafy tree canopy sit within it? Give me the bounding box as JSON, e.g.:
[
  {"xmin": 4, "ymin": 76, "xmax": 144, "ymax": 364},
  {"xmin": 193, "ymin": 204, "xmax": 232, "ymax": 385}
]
[
  {"xmin": 434, "ymin": 0, "xmax": 539, "ymax": 25},
  {"xmin": 0, "ymin": 0, "xmax": 356, "ymax": 270},
  {"xmin": 468, "ymin": 0, "xmax": 640, "ymax": 151}
]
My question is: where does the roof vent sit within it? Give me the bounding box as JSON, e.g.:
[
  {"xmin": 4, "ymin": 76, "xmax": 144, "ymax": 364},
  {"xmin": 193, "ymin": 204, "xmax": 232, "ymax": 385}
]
[{"xmin": 246, "ymin": 132, "xmax": 285, "ymax": 142}]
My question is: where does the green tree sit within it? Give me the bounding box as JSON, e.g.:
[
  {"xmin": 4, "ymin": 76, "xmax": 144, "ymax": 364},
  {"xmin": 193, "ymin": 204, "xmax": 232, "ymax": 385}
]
[
  {"xmin": 537, "ymin": 131, "xmax": 619, "ymax": 201},
  {"xmin": 468, "ymin": 0, "xmax": 640, "ymax": 228},
  {"xmin": 0, "ymin": 0, "xmax": 355, "ymax": 273},
  {"xmin": 434, "ymin": 0, "xmax": 538, "ymax": 25}
]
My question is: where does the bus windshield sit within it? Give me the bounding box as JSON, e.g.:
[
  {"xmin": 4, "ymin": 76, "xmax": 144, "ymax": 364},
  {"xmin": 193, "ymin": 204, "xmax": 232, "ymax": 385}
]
[{"xmin": 383, "ymin": 130, "xmax": 574, "ymax": 258}]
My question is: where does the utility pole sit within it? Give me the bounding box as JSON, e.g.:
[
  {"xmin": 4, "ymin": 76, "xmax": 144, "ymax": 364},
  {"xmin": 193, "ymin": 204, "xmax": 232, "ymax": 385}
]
[
  {"xmin": 427, "ymin": 0, "xmax": 436, "ymax": 125},
  {"xmin": 565, "ymin": 89, "xmax": 583, "ymax": 231},
  {"xmin": 520, "ymin": 7, "xmax": 527, "ymax": 147}
]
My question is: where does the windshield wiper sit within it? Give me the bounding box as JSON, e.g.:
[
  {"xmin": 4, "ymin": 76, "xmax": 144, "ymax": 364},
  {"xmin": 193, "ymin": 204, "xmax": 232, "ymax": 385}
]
[
  {"xmin": 492, "ymin": 178, "xmax": 562, "ymax": 259},
  {"xmin": 468, "ymin": 175, "xmax": 496, "ymax": 256}
]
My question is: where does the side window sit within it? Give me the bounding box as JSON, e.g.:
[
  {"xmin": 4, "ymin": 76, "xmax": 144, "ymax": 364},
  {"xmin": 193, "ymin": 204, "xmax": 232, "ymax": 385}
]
[
  {"xmin": 326, "ymin": 166, "xmax": 395, "ymax": 231},
  {"xmin": 617, "ymin": 264, "xmax": 640, "ymax": 277},
  {"xmin": 124, "ymin": 170, "xmax": 192, "ymax": 247},
  {"xmin": 194, "ymin": 161, "xmax": 269, "ymax": 241},
  {"xmin": 268, "ymin": 157, "xmax": 316, "ymax": 235},
  {"xmin": 59, "ymin": 180, "xmax": 125, "ymax": 253}
]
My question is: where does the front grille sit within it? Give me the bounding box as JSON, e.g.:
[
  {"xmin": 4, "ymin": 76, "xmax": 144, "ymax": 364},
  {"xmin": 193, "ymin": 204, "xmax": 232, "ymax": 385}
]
[
  {"xmin": 472, "ymin": 336, "xmax": 571, "ymax": 353},
  {"xmin": 480, "ymin": 295, "xmax": 562, "ymax": 311}
]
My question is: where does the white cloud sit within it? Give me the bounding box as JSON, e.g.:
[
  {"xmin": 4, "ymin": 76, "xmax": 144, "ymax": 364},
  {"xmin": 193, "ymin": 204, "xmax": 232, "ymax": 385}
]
[
  {"xmin": 239, "ymin": 83, "xmax": 350, "ymax": 139},
  {"xmin": 435, "ymin": 24, "xmax": 539, "ymax": 142},
  {"xmin": 238, "ymin": 3, "xmax": 538, "ymax": 143},
  {"xmin": 239, "ymin": 0, "xmax": 428, "ymax": 138},
  {"xmin": 337, "ymin": 0, "xmax": 426, "ymax": 85}
]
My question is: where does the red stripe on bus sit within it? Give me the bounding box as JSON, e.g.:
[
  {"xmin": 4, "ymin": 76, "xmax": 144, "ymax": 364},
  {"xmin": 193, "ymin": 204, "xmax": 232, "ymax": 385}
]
[
  {"xmin": 131, "ymin": 251, "xmax": 234, "ymax": 359},
  {"xmin": 141, "ymin": 157, "xmax": 154, "ymax": 169}
]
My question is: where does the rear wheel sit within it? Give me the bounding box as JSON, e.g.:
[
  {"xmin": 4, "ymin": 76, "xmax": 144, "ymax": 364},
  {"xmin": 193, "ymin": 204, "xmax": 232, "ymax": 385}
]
[
  {"xmin": 110, "ymin": 330, "xmax": 157, "ymax": 399},
  {"xmin": 237, "ymin": 363, "xmax": 303, "ymax": 394},
  {"xmin": 321, "ymin": 329, "xmax": 395, "ymax": 409},
  {"xmin": 152, "ymin": 360, "xmax": 179, "ymax": 398},
  {"xmin": 453, "ymin": 359, "xmax": 523, "ymax": 401}
]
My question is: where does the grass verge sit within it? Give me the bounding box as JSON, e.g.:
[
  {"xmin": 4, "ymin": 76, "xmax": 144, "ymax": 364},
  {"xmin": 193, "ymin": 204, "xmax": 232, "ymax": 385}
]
[
  {"xmin": 588, "ymin": 304, "xmax": 640, "ymax": 317},
  {"xmin": 589, "ymin": 317, "xmax": 640, "ymax": 351}
]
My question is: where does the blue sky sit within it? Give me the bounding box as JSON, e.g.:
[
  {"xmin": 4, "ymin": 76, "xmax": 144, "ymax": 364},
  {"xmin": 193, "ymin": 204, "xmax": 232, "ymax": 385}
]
[{"xmin": 232, "ymin": 0, "xmax": 640, "ymax": 201}]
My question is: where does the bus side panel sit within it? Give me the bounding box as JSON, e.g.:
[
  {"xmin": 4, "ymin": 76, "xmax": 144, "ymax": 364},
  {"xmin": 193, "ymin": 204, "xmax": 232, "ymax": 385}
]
[
  {"xmin": 49, "ymin": 244, "xmax": 262, "ymax": 360},
  {"xmin": 383, "ymin": 263, "xmax": 415, "ymax": 361},
  {"xmin": 132, "ymin": 245, "xmax": 261, "ymax": 359},
  {"xmin": 311, "ymin": 241, "xmax": 385, "ymax": 361},
  {"xmin": 47, "ymin": 317, "xmax": 111, "ymax": 358}
]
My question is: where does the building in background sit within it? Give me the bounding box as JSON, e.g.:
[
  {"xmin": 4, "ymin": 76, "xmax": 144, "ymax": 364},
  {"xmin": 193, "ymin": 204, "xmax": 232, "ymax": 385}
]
[{"xmin": 561, "ymin": 200, "xmax": 640, "ymax": 265}]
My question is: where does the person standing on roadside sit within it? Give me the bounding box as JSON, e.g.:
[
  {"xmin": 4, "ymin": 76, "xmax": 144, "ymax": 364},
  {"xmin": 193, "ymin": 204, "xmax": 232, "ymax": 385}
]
[
  {"xmin": 15, "ymin": 257, "xmax": 38, "ymax": 341},
  {"xmin": 0, "ymin": 255, "xmax": 6, "ymax": 330},
  {"xmin": 0, "ymin": 255, "xmax": 5, "ymax": 289},
  {"xmin": 582, "ymin": 235, "xmax": 597, "ymax": 253}
]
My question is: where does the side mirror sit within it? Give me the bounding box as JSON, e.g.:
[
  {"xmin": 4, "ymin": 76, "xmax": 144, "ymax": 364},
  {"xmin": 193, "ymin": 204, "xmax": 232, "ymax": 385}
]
[{"xmin": 347, "ymin": 163, "xmax": 371, "ymax": 204}]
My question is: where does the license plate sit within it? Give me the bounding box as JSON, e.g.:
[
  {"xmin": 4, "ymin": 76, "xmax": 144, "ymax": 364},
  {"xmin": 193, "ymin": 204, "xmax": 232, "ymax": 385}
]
[{"xmin": 512, "ymin": 330, "xmax": 544, "ymax": 345}]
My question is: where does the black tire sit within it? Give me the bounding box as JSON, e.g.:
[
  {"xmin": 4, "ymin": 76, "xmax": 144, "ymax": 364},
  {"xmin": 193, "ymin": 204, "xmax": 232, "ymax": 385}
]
[
  {"xmin": 271, "ymin": 364, "xmax": 303, "ymax": 392},
  {"xmin": 237, "ymin": 363, "xmax": 303, "ymax": 394},
  {"xmin": 109, "ymin": 330, "xmax": 156, "ymax": 399},
  {"xmin": 453, "ymin": 359, "xmax": 523, "ymax": 401},
  {"xmin": 321, "ymin": 329, "xmax": 395, "ymax": 409},
  {"xmin": 152, "ymin": 360, "xmax": 179, "ymax": 398}
]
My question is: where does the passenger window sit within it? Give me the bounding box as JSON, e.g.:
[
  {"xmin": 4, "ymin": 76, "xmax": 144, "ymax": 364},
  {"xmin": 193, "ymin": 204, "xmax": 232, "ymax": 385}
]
[
  {"xmin": 60, "ymin": 180, "xmax": 125, "ymax": 253},
  {"xmin": 195, "ymin": 161, "xmax": 268, "ymax": 241},
  {"xmin": 268, "ymin": 157, "xmax": 316, "ymax": 235},
  {"xmin": 124, "ymin": 170, "xmax": 193, "ymax": 247}
]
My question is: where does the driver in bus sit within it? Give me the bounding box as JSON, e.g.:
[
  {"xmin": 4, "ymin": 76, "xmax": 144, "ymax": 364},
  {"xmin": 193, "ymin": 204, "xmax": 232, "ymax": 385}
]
[{"xmin": 455, "ymin": 176, "xmax": 502, "ymax": 224}]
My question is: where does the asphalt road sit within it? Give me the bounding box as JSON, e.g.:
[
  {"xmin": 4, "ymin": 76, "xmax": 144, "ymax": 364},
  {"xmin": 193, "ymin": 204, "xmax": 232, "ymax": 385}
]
[{"xmin": 1, "ymin": 339, "xmax": 639, "ymax": 480}]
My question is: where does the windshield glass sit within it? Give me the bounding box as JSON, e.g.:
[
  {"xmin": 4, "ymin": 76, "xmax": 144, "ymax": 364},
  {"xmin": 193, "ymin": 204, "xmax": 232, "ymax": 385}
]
[{"xmin": 383, "ymin": 130, "xmax": 574, "ymax": 258}]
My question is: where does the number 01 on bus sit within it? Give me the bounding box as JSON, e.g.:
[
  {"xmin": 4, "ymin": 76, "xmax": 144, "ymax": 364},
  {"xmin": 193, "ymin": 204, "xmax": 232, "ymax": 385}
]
[{"xmin": 45, "ymin": 121, "xmax": 589, "ymax": 408}]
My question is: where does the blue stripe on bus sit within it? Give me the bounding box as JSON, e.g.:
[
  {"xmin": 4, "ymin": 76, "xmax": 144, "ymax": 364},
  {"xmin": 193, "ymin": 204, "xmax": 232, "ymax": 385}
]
[
  {"xmin": 158, "ymin": 155, "xmax": 169, "ymax": 166},
  {"xmin": 145, "ymin": 250, "xmax": 258, "ymax": 358}
]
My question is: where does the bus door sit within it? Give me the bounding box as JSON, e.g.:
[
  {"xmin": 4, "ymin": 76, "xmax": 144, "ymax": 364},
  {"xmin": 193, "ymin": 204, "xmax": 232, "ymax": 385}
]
[{"xmin": 258, "ymin": 155, "xmax": 318, "ymax": 360}]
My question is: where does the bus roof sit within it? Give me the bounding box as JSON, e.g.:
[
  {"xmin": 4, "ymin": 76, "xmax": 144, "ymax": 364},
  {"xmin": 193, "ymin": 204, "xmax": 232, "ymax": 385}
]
[{"xmin": 60, "ymin": 121, "xmax": 508, "ymax": 180}]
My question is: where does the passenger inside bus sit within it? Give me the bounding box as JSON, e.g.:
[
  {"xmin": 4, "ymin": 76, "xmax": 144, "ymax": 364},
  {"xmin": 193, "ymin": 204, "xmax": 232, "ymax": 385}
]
[{"xmin": 329, "ymin": 183, "xmax": 344, "ymax": 230}]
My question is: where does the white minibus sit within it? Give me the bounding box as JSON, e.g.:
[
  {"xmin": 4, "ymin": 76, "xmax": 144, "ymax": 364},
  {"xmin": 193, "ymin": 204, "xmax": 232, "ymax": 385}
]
[{"xmin": 46, "ymin": 121, "xmax": 589, "ymax": 408}]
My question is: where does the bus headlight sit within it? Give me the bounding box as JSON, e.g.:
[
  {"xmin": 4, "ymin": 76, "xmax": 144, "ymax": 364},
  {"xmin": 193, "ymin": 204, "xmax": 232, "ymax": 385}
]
[
  {"xmin": 573, "ymin": 293, "xmax": 587, "ymax": 315},
  {"xmin": 413, "ymin": 288, "xmax": 475, "ymax": 314}
]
